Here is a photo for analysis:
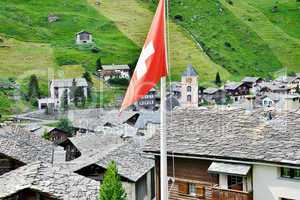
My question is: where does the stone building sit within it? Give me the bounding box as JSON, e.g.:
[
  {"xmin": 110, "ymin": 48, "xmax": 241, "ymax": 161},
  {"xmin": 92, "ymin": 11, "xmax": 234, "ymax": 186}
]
[
  {"xmin": 38, "ymin": 78, "xmax": 88, "ymax": 110},
  {"xmin": 181, "ymin": 64, "xmax": 199, "ymax": 107},
  {"xmin": 75, "ymin": 31, "xmax": 92, "ymax": 44}
]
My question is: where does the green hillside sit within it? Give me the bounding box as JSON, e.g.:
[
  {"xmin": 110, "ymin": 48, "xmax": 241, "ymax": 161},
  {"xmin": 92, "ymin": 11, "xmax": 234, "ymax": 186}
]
[
  {"xmin": 1, "ymin": 0, "xmax": 299, "ymax": 83},
  {"xmin": 220, "ymin": 0, "xmax": 300, "ymax": 72},
  {"xmin": 0, "ymin": 0, "xmax": 139, "ymax": 71},
  {"xmin": 88, "ymin": 0, "xmax": 230, "ymax": 83}
]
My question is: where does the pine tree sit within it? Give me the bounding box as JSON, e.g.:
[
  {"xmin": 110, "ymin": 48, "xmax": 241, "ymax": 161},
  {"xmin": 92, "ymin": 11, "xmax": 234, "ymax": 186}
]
[
  {"xmin": 83, "ymin": 71, "xmax": 93, "ymax": 86},
  {"xmin": 96, "ymin": 58, "xmax": 102, "ymax": 71},
  {"xmin": 296, "ymin": 84, "xmax": 300, "ymax": 94},
  {"xmin": 215, "ymin": 72, "xmax": 222, "ymax": 86},
  {"xmin": 82, "ymin": 71, "xmax": 93, "ymax": 99},
  {"xmin": 57, "ymin": 118, "xmax": 74, "ymax": 137},
  {"xmin": 70, "ymin": 79, "xmax": 77, "ymax": 100},
  {"xmin": 28, "ymin": 74, "xmax": 40, "ymax": 100},
  {"xmin": 61, "ymin": 89, "xmax": 69, "ymax": 111},
  {"xmin": 100, "ymin": 161, "xmax": 127, "ymax": 200},
  {"xmin": 74, "ymin": 87, "xmax": 85, "ymax": 107}
]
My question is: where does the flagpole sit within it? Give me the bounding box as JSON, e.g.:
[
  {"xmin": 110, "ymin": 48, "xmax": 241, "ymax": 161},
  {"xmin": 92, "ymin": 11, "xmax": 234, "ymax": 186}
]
[
  {"xmin": 160, "ymin": 0, "xmax": 168, "ymax": 199},
  {"xmin": 160, "ymin": 76, "xmax": 168, "ymax": 200}
]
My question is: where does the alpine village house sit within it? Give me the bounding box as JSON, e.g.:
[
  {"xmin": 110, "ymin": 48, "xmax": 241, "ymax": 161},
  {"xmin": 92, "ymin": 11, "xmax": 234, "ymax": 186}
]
[{"xmin": 144, "ymin": 108, "xmax": 300, "ymax": 200}]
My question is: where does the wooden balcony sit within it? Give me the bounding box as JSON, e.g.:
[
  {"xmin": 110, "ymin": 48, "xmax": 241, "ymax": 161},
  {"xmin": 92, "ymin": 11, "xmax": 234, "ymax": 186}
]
[{"xmin": 212, "ymin": 187, "xmax": 253, "ymax": 200}]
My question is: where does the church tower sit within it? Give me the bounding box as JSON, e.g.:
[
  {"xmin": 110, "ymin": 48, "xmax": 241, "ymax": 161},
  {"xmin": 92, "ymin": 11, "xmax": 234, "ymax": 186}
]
[{"xmin": 181, "ymin": 64, "xmax": 199, "ymax": 107}]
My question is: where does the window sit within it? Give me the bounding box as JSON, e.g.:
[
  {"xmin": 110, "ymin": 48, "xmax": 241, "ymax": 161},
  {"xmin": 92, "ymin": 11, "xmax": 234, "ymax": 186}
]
[
  {"xmin": 187, "ymin": 95, "xmax": 192, "ymax": 102},
  {"xmin": 188, "ymin": 183, "xmax": 196, "ymax": 196},
  {"xmin": 187, "ymin": 86, "xmax": 192, "ymax": 92},
  {"xmin": 281, "ymin": 168, "xmax": 300, "ymax": 179},
  {"xmin": 54, "ymin": 87, "xmax": 59, "ymax": 98},
  {"xmin": 281, "ymin": 168, "xmax": 292, "ymax": 178},
  {"xmin": 178, "ymin": 181, "xmax": 205, "ymax": 197},
  {"xmin": 294, "ymin": 169, "xmax": 300, "ymax": 179},
  {"xmin": 228, "ymin": 175, "xmax": 243, "ymax": 191}
]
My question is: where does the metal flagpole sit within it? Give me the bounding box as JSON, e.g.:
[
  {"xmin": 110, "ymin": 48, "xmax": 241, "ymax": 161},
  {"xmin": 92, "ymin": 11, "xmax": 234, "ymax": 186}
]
[
  {"xmin": 160, "ymin": 0, "xmax": 168, "ymax": 199},
  {"xmin": 160, "ymin": 76, "xmax": 167, "ymax": 200}
]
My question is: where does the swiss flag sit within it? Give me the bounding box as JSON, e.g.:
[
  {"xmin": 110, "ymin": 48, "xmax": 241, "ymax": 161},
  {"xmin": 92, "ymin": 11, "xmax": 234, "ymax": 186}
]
[{"xmin": 120, "ymin": 0, "xmax": 168, "ymax": 112}]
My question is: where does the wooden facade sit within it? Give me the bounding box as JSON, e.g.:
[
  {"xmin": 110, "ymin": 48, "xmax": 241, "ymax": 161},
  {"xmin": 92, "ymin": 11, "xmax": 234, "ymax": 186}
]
[
  {"xmin": 59, "ymin": 139, "xmax": 81, "ymax": 161},
  {"xmin": 0, "ymin": 153, "xmax": 24, "ymax": 176},
  {"xmin": 225, "ymin": 83, "xmax": 250, "ymax": 97},
  {"xmin": 155, "ymin": 156, "xmax": 253, "ymax": 200},
  {"xmin": 48, "ymin": 128, "xmax": 69, "ymax": 145},
  {"xmin": 212, "ymin": 187, "xmax": 253, "ymax": 200}
]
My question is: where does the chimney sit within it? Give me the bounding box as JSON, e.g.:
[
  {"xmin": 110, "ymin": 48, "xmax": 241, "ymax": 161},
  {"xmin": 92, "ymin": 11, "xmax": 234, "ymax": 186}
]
[{"xmin": 244, "ymin": 95, "xmax": 256, "ymax": 111}]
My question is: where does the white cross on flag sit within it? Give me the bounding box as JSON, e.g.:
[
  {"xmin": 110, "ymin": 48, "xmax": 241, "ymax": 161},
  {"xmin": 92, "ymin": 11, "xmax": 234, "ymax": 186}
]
[{"xmin": 120, "ymin": 0, "xmax": 168, "ymax": 112}]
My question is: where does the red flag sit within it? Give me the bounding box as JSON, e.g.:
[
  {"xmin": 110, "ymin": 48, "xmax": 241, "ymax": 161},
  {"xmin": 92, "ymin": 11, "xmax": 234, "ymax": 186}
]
[{"xmin": 120, "ymin": 0, "xmax": 168, "ymax": 112}]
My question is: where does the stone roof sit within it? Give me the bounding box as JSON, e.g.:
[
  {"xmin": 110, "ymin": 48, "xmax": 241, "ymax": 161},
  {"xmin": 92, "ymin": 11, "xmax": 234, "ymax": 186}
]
[
  {"xmin": 259, "ymin": 82, "xmax": 290, "ymax": 92},
  {"xmin": 143, "ymin": 107, "xmax": 300, "ymax": 166},
  {"xmin": 62, "ymin": 139, "xmax": 154, "ymax": 182},
  {"xmin": 134, "ymin": 112, "xmax": 160, "ymax": 129},
  {"xmin": 51, "ymin": 78, "xmax": 88, "ymax": 88},
  {"xmin": 275, "ymin": 76, "xmax": 298, "ymax": 84},
  {"xmin": 102, "ymin": 64, "xmax": 130, "ymax": 71},
  {"xmin": 76, "ymin": 30, "xmax": 91, "ymax": 35},
  {"xmin": 0, "ymin": 126, "xmax": 53, "ymax": 164},
  {"xmin": 261, "ymin": 92, "xmax": 282, "ymax": 102},
  {"xmin": 224, "ymin": 82, "xmax": 243, "ymax": 90},
  {"xmin": 242, "ymin": 77, "xmax": 261, "ymax": 83},
  {"xmin": 0, "ymin": 162, "xmax": 100, "ymax": 200},
  {"xmin": 69, "ymin": 134, "xmax": 124, "ymax": 155},
  {"xmin": 95, "ymin": 140, "xmax": 154, "ymax": 182},
  {"xmin": 68, "ymin": 109, "xmax": 137, "ymax": 132},
  {"xmin": 203, "ymin": 88, "xmax": 222, "ymax": 95},
  {"xmin": 181, "ymin": 64, "xmax": 198, "ymax": 77}
]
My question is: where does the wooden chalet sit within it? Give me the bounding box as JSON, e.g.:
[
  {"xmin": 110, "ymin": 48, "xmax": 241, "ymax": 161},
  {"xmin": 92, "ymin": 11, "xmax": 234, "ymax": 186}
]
[
  {"xmin": 224, "ymin": 82, "xmax": 250, "ymax": 99},
  {"xmin": 242, "ymin": 77, "xmax": 263, "ymax": 88},
  {"xmin": 48, "ymin": 128, "xmax": 69, "ymax": 145}
]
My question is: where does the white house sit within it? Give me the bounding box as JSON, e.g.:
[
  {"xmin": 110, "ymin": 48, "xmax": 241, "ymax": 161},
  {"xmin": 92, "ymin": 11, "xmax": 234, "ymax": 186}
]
[
  {"xmin": 38, "ymin": 78, "xmax": 88, "ymax": 110},
  {"xmin": 75, "ymin": 31, "xmax": 92, "ymax": 44},
  {"xmin": 144, "ymin": 107, "xmax": 300, "ymax": 200}
]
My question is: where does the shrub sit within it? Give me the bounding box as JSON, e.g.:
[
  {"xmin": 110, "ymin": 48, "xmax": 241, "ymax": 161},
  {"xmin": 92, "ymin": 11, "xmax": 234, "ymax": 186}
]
[
  {"xmin": 99, "ymin": 161, "xmax": 127, "ymax": 200},
  {"xmin": 226, "ymin": 0, "xmax": 234, "ymax": 5},
  {"xmin": 287, "ymin": 71, "xmax": 296, "ymax": 77},
  {"xmin": 174, "ymin": 14, "xmax": 184, "ymax": 22},
  {"xmin": 108, "ymin": 78, "xmax": 129, "ymax": 86},
  {"xmin": 42, "ymin": 129, "xmax": 51, "ymax": 140},
  {"xmin": 57, "ymin": 118, "xmax": 75, "ymax": 137}
]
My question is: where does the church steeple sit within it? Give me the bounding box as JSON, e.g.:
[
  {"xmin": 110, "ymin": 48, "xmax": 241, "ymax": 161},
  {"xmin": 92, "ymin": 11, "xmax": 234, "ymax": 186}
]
[{"xmin": 181, "ymin": 64, "xmax": 199, "ymax": 107}]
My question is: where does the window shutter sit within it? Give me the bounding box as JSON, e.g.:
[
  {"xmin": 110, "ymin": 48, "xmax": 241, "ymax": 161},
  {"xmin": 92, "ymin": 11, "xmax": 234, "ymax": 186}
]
[
  {"xmin": 177, "ymin": 181, "xmax": 188, "ymax": 194},
  {"xmin": 196, "ymin": 184, "xmax": 205, "ymax": 197}
]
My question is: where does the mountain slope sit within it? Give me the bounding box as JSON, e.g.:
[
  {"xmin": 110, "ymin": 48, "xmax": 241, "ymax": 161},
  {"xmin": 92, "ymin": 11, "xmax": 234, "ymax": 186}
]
[
  {"xmin": 87, "ymin": 0, "xmax": 230, "ymax": 83},
  {"xmin": 0, "ymin": 0, "xmax": 139, "ymax": 72},
  {"xmin": 220, "ymin": 0, "xmax": 300, "ymax": 72},
  {"xmin": 244, "ymin": 0, "xmax": 300, "ymax": 40}
]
